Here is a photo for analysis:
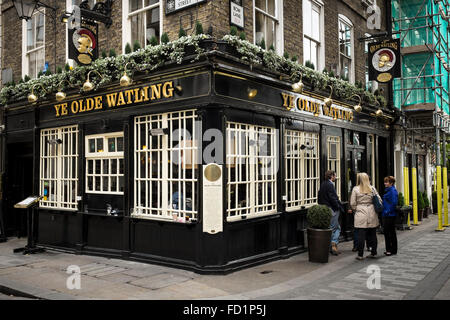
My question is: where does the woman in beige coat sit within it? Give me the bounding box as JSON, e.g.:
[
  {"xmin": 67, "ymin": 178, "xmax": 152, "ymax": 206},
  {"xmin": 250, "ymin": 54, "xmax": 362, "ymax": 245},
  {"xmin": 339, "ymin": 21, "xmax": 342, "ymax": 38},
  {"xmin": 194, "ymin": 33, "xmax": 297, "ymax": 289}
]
[{"xmin": 350, "ymin": 172, "xmax": 382, "ymax": 260}]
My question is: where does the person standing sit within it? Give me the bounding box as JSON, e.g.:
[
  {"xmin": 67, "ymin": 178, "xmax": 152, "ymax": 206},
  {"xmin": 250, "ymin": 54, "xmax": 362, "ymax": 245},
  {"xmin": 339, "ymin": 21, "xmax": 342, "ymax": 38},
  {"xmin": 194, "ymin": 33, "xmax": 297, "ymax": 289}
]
[
  {"xmin": 318, "ymin": 170, "xmax": 343, "ymax": 256},
  {"xmin": 382, "ymin": 176, "xmax": 398, "ymax": 256},
  {"xmin": 350, "ymin": 172, "xmax": 381, "ymax": 260}
]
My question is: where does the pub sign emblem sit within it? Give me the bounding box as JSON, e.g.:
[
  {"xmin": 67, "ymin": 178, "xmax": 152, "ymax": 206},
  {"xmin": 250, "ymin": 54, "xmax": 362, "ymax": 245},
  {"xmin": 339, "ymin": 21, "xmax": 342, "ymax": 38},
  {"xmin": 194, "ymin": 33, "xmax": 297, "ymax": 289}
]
[
  {"xmin": 68, "ymin": 26, "xmax": 98, "ymax": 65},
  {"xmin": 368, "ymin": 38, "xmax": 401, "ymax": 83}
]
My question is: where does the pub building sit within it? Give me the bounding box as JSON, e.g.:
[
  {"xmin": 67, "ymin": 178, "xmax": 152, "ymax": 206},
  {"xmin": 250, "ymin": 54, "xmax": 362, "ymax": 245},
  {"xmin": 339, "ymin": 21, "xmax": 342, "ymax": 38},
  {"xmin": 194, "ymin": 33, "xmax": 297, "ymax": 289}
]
[{"xmin": 1, "ymin": 43, "xmax": 394, "ymax": 273}]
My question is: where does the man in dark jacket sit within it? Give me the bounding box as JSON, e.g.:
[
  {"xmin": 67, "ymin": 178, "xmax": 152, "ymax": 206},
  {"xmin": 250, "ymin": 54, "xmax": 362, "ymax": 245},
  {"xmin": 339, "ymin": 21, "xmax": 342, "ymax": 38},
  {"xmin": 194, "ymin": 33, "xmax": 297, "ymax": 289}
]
[{"xmin": 318, "ymin": 170, "xmax": 343, "ymax": 255}]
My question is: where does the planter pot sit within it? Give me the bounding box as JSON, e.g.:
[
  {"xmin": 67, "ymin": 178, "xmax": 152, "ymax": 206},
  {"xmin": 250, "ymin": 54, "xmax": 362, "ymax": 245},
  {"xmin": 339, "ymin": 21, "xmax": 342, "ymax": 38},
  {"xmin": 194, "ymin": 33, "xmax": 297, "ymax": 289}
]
[
  {"xmin": 307, "ymin": 228, "xmax": 332, "ymax": 263},
  {"xmin": 424, "ymin": 207, "xmax": 431, "ymax": 218},
  {"xmin": 418, "ymin": 209, "xmax": 424, "ymax": 221},
  {"xmin": 184, "ymin": 44, "xmax": 197, "ymax": 56},
  {"xmin": 199, "ymin": 38, "xmax": 216, "ymax": 51},
  {"xmin": 432, "ymin": 199, "xmax": 438, "ymax": 214}
]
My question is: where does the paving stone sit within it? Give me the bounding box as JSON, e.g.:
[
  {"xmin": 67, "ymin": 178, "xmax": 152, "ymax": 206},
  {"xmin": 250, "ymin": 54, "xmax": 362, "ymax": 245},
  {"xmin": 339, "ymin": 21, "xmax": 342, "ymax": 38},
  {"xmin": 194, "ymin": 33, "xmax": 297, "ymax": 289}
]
[{"xmin": 129, "ymin": 273, "xmax": 191, "ymax": 290}]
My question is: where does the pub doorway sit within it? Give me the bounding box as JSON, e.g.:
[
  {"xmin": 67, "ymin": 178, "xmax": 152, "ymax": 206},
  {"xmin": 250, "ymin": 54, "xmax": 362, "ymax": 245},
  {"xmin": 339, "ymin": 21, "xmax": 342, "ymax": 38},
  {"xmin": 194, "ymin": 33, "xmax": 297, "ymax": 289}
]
[{"xmin": 3, "ymin": 142, "xmax": 33, "ymax": 237}]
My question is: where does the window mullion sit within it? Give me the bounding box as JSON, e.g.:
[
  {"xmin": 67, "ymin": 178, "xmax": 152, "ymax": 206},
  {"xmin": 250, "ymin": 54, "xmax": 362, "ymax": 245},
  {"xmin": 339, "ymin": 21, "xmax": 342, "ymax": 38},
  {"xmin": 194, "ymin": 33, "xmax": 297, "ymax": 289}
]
[{"xmin": 162, "ymin": 113, "xmax": 168, "ymax": 217}]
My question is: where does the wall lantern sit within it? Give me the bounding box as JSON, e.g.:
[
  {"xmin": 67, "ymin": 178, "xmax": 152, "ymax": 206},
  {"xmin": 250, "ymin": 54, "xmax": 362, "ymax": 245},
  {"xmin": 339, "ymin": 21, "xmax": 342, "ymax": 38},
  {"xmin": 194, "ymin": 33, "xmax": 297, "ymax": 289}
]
[
  {"xmin": 291, "ymin": 74, "xmax": 304, "ymax": 93},
  {"xmin": 28, "ymin": 83, "xmax": 47, "ymax": 103},
  {"xmin": 83, "ymin": 70, "xmax": 103, "ymax": 92},
  {"xmin": 348, "ymin": 94, "xmax": 362, "ymax": 113},
  {"xmin": 247, "ymin": 88, "xmax": 258, "ymax": 99},
  {"xmin": 12, "ymin": 0, "xmax": 56, "ymax": 21},
  {"xmin": 374, "ymin": 100, "xmax": 383, "ymax": 116},
  {"xmin": 55, "ymin": 79, "xmax": 73, "ymax": 102},
  {"xmin": 120, "ymin": 62, "xmax": 133, "ymax": 87},
  {"xmin": 324, "ymin": 85, "xmax": 333, "ymax": 107}
]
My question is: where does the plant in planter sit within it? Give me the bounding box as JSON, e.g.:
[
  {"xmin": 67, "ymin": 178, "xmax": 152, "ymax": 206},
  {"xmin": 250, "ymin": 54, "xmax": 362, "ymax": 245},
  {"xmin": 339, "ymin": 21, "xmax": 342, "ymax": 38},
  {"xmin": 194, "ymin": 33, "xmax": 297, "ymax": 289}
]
[
  {"xmin": 423, "ymin": 192, "xmax": 431, "ymax": 218},
  {"xmin": 417, "ymin": 191, "xmax": 424, "ymax": 221},
  {"xmin": 306, "ymin": 205, "xmax": 332, "ymax": 263},
  {"xmin": 396, "ymin": 192, "xmax": 412, "ymax": 229}
]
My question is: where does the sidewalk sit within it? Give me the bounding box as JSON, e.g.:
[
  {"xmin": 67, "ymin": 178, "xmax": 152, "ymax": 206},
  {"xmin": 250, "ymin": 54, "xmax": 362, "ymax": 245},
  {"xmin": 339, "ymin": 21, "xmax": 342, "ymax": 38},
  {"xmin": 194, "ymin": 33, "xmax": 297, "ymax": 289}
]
[{"xmin": 0, "ymin": 214, "xmax": 449, "ymax": 300}]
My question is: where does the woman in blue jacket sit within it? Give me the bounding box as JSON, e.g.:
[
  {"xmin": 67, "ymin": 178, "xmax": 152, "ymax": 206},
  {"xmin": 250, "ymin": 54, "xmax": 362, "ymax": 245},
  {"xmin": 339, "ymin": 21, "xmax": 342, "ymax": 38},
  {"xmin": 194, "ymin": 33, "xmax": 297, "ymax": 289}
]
[{"xmin": 382, "ymin": 176, "xmax": 399, "ymax": 256}]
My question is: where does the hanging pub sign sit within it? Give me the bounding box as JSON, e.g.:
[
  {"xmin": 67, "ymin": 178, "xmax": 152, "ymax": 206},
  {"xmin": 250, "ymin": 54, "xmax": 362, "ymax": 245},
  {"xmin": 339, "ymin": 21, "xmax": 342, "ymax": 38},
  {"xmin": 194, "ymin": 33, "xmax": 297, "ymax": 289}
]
[
  {"xmin": 230, "ymin": 0, "xmax": 244, "ymax": 29},
  {"xmin": 368, "ymin": 38, "xmax": 401, "ymax": 83},
  {"xmin": 68, "ymin": 25, "xmax": 99, "ymax": 66},
  {"xmin": 166, "ymin": 0, "xmax": 207, "ymax": 14}
]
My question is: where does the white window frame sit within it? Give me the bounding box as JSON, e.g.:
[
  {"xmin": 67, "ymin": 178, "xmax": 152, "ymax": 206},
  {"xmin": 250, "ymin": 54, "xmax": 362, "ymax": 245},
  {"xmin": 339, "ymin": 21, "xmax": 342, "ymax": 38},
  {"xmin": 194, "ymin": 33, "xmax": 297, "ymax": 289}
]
[
  {"xmin": 284, "ymin": 130, "xmax": 320, "ymax": 211},
  {"xmin": 226, "ymin": 122, "xmax": 278, "ymax": 222},
  {"xmin": 364, "ymin": 33, "xmax": 379, "ymax": 92},
  {"xmin": 22, "ymin": 10, "xmax": 45, "ymax": 78},
  {"xmin": 40, "ymin": 125, "xmax": 79, "ymax": 211},
  {"xmin": 302, "ymin": 0, "xmax": 325, "ymax": 71},
  {"xmin": 132, "ymin": 109, "xmax": 199, "ymax": 222},
  {"xmin": 122, "ymin": 0, "xmax": 163, "ymax": 53},
  {"xmin": 327, "ymin": 136, "xmax": 341, "ymax": 199},
  {"xmin": 85, "ymin": 132, "xmax": 124, "ymax": 195},
  {"xmin": 338, "ymin": 14, "xmax": 355, "ymax": 83},
  {"xmin": 253, "ymin": 0, "xmax": 284, "ymax": 55}
]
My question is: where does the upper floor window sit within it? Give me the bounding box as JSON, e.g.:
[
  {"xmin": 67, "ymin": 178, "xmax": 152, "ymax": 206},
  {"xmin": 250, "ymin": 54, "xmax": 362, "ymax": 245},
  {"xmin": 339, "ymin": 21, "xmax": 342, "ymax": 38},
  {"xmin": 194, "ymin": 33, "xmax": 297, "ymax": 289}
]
[
  {"xmin": 24, "ymin": 12, "xmax": 45, "ymax": 78},
  {"xmin": 303, "ymin": 0, "xmax": 323, "ymax": 70},
  {"xmin": 338, "ymin": 15, "xmax": 354, "ymax": 82},
  {"xmin": 364, "ymin": 33, "xmax": 378, "ymax": 92},
  {"xmin": 123, "ymin": 0, "xmax": 162, "ymax": 50},
  {"xmin": 254, "ymin": 0, "xmax": 283, "ymax": 54}
]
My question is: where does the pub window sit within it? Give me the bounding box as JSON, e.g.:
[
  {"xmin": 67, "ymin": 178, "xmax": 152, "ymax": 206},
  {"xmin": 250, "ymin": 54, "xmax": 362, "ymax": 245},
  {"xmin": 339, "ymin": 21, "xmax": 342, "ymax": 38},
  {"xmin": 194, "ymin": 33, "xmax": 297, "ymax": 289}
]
[
  {"xmin": 226, "ymin": 122, "xmax": 277, "ymax": 221},
  {"xmin": 133, "ymin": 110, "xmax": 199, "ymax": 222},
  {"xmin": 85, "ymin": 133, "xmax": 124, "ymax": 194},
  {"xmin": 24, "ymin": 11, "xmax": 45, "ymax": 78},
  {"xmin": 124, "ymin": 0, "xmax": 162, "ymax": 50},
  {"xmin": 327, "ymin": 136, "xmax": 341, "ymax": 199},
  {"xmin": 303, "ymin": 0, "xmax": 323, "ymax": 70},
  {"xmin": 285, "ymin": 130, "xmax": 320, "ymax": 211},
  {"xmin": 254, "ymin": 0, "xmax": 283, "ymax": 54},
  {"xmin": 40, "ymin": 126, "xmax": 79, "ymax": 210},
  {"xmin": 338, "ymin": 14, "xmax": 354, "ymax": 82}
]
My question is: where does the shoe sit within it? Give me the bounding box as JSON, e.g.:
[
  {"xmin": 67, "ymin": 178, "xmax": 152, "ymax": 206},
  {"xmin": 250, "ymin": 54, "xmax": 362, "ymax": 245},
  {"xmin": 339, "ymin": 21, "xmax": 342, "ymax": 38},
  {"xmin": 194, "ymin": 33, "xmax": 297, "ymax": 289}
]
[
  {"xmin": 384, "ymin": 252, "xmax": 392, "ymax": 256},
  {"xmin": 356, "ymin": 256, "xmax": 364, "ymax": 261},
  {"xmin": 367, "ymin": 254, "xmax": 377, "ymax": 259},
  {"xmin": 331, "ymin": 243, "xmax": 339, "ymax": 256},
  {"xmin": 352, "ymin": 247, "xmax": 358, "ymax": 252}
]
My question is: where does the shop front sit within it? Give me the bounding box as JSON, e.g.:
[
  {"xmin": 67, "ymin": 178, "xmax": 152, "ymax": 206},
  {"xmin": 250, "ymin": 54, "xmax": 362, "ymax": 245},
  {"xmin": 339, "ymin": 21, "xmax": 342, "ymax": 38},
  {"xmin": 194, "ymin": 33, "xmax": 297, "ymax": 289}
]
[{"xmin": 2, "ymin": 49, "xmax": 392, "ymax": 274}]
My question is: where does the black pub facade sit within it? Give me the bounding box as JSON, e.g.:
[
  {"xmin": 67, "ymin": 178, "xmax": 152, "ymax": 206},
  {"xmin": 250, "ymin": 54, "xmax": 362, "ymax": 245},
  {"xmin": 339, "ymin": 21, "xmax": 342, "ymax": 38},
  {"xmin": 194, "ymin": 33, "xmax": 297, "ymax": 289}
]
[{"xmin": 2, "ymin": 45, "xmax": 393, "ymax": 273}]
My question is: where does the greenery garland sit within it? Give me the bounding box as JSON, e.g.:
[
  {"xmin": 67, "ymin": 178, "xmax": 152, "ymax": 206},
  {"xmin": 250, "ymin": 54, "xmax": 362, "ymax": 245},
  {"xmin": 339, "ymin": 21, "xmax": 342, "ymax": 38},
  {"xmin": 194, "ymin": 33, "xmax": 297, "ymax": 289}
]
[{"xmin": 0, "ymin": 33, "xmax": 386, "ymax": 109}]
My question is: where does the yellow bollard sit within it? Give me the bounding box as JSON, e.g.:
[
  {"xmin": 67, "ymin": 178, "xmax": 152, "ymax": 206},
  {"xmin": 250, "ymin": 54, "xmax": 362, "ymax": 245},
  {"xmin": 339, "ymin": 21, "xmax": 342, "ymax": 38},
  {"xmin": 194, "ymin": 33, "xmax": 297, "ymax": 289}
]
[
  {"xmin": 412, "ymin": 168, "xmax": 419, "ymax": 225},
  {"xmin": 443, "ymin": 167, "xmax": 449, "ymax": 227},
  {"xmin": 436, "ymin": 166, "xmax": 445, "ymax": 231},
  {"xmin": 404, "ymin": 167, "xmax": 411, "ymax": 227}
]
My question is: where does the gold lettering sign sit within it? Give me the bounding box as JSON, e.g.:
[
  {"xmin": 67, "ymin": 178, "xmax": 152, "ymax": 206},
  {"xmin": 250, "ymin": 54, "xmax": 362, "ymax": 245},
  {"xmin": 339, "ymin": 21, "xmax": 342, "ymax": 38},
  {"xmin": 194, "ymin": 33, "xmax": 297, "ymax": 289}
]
[
  {"xmin": 281, "ymin": 92, "xmax": 354, "ymax": 122},
  {"xmin": 53, "ymin": 81, "xmax": 175, "ymax": 117}
]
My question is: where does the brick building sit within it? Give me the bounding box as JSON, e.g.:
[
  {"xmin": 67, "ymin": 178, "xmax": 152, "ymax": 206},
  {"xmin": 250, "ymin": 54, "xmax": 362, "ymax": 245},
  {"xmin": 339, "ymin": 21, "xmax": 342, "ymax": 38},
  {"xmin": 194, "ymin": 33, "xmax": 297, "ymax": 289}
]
[{"xmin": 0, "ymin": 1, "xmax": 394, "ymax": 272}]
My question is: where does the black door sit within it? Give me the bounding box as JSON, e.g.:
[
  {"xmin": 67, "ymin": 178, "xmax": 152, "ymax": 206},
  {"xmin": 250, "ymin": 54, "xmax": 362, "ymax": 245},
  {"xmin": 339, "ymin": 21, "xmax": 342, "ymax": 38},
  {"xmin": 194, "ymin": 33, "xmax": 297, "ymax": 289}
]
[{"xmin": 4, "ymin": 143, "xmax": 33, "ymax": 237}]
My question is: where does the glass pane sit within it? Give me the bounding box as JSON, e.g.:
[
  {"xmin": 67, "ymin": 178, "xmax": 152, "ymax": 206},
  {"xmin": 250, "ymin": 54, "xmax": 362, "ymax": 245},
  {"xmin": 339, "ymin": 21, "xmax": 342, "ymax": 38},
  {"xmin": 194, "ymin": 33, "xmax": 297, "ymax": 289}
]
[
  {"xmin": 255, "ymin": 0, "xmax": 266, "ymax": 11},
  {"xmin": 36, "ymin": 13, "xmax": 44, "ymax": 46},
  {"xmin": 36, "ymin": 48, "xmax": 45, "ymax": 75},
  {"xmin": 119, "ymin": 159, "xmax": 124, "ymax": 174},
  {"xmin": 117, "ymin": 137, "xmax": 124, "ymax": 151},
  {"xmin": 111, "ymin": 159, "xmax": 117, "ymax": 173},
  {"xmin": 129, "ymin": 0, "xmax": 142, "ymax": 12},
  {"xmin": 95, "ymin": 176, "xmax": 101, "ymax": 191},
  {"xmin": 28, "ymin": 52, "xmax": 36, "ymax": 79},
  {"xmin": 255, "ymin": 12, "xmax": 264, "ymax": 44},
  {"xmin": 131, "ymin": 12, "xmax": 145, "ymax": 48},
  {"xmin": 108, "ymin": 138, "xmax": 116, "ymax": 152},
  {"xmin": 103, "ymin": 159, "xmax": 109, "ymax": 174},
  {"xmin": 311, "ymin": 8, "xmax": 320, "ymax": 41},
  {"xmin": 97, "ymin": 138, "xmax": 103, "ymax": 152},
  {"xmin": 27, "ymin": 20, "xmax": 34, "ymax": 50},
  {"xmin": 145, "ymin": 0, "xmax": 159, "ymax": 5},
  {"xmin": 88, "ymin": 160, "xmax": 93, "ymax": 174},
  {"xmin": 111, "ymin": 176, "xmax": 117, "ymax": 192},
  {"xmin": 95, "ymin": 159, "xmax": 101, "ymax": 174},
  {"xmin": 266, "ymin": 18, "xmax": 275, "ymax": 49},
  {"xmin": 103, "ymin": 176, "xmax": 109, "ymax": 192},
  {"xmin": 88, "ymin": 176, "xmax": 93, "ymax": 191},
  {"xmin": 267, "ymin": 0, "xmax": 275, "ymax": 16},
  {"xmin": 89, "ymin": 139, "xmax": 96, "ymax": 153},
  {"xmin": 146, "ymin": 8, "xmax": 160, "ymax": 46},
  {"xmin": 119, "ymin": 176, "xmax": 124, "ymax": 192}
]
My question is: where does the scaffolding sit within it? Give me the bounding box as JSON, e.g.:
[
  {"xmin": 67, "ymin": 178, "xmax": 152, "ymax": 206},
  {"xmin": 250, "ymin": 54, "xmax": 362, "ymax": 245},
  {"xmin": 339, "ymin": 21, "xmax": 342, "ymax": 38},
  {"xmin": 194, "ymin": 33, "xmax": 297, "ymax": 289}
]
[{"xmin": 392, "ymin": 0, "xmax": 450, "ymax": 114}]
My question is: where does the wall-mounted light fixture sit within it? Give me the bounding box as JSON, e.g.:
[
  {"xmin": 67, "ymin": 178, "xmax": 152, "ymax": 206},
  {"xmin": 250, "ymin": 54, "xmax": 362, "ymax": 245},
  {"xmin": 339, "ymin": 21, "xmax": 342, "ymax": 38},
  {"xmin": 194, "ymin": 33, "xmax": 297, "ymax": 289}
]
[
  {"xmin": 348, "ymin": 94, "xmax": 362, "ymax": 113},
  {"xmin": 28, "ymin": 83, "xmax": 48, "ymax": 103},
  {"xmin": 247, "ymin": 88, "xmax": 258, "ymax": 99},
  {"xmin": 324, "ymin": 85, "xmax": 333, "ymax": 107},
  {"xmin": 120, "ymin": 62, "xmax": 133, "ymax": 87},
  {"xmin": 291, "ymin": 73, "xmax": 304, "ymax": 93},
  {"xmin": 83, "ymin": 70, "xmax": 103, "ymax": 92},
  {"xmin": 375, "ymin": 100, "xmax": 383, "ymax": 116},
  {"xmin": 55, "ymin": 79, "xmax": 74, "ymax": 102}
]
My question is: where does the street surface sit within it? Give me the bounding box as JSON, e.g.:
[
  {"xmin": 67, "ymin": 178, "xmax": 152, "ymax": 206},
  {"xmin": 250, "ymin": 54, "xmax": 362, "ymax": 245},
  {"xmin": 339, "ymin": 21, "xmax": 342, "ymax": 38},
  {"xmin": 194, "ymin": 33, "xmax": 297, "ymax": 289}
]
[{"xmin": 0, "ymin": 214, "xmax": 448, "ymax": 300}]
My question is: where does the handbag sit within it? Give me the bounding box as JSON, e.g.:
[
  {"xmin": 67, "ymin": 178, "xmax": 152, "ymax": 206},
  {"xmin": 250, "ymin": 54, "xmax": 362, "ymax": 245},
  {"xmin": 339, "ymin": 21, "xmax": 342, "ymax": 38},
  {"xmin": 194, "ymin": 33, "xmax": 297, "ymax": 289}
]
[{"xmin": 372, "ymin": 188, "xmax": 383, "ymax": 214}]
